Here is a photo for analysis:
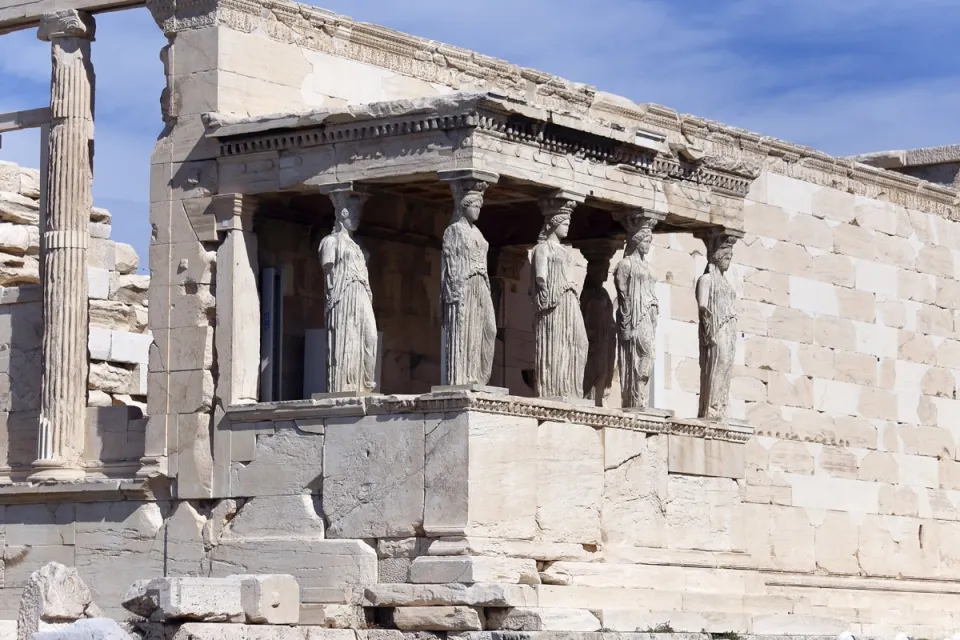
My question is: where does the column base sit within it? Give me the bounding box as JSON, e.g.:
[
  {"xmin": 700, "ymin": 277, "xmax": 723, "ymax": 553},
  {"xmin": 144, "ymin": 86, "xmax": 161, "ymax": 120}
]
[{"xmin": 28, "ymin": 461, "xmax": 86, "ymax": 482}]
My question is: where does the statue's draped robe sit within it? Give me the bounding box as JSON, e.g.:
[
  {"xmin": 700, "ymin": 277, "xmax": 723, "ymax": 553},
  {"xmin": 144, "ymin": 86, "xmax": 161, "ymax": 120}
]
[
  {"xmin": 698, "ymin": 265, "xmax": 737, "ymax": 419},
  {"xmin": 533, "ymin": 241, "xmax": 588, "ymax": 398},
  {"xmin": 615, "ymin": 255, "xmax": 657, "ymax": 408},
  {"xmin": 581, "ymin": 283, "xmax": 616, "ymax": 403},
  {"xmin": 441, "ymin": 221, "xmax": 496, "ymax": 385},
  {"xmin": 320, "ymin": 232, "xmax": 378, "ymax": 393}
]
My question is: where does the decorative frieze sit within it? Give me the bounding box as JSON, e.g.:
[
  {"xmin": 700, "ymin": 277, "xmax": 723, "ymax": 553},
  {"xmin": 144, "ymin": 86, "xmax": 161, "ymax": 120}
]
[{"xmin": 224, "ymin": 391, "xmax": 753, "ymax": 443}]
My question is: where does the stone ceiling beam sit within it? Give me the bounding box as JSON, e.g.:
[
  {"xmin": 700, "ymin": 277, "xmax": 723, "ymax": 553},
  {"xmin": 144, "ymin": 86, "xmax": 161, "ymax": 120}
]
[{"xmin": 0, "ymin": 0, "xmax": 141, "ymax": 34}]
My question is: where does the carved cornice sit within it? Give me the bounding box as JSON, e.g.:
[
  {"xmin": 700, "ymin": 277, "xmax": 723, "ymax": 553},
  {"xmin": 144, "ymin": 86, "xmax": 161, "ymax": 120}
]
[
  {"xmin": 213, "ymin": 99, "xmax": 757, "ymax": 200},
  {"xmin": 216, "ymin": 110, "xmax": 479, "ymax": 157},
  {"xmin": 149, "ymin": 0, "xmax": 959, "ymax": 219},
  {"xmin": 226, "ymin": 391, "xmax": 754, "ymax": 443}
]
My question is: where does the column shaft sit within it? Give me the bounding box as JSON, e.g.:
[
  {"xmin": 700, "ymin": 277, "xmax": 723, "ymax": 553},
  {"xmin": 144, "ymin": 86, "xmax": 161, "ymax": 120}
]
[{"xmin": 33, "ymin": 10, "xmax": 96, "ymax": 480}]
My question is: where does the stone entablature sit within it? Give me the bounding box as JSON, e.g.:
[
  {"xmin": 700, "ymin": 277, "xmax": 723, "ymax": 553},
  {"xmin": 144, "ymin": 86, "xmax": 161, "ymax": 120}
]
[
  {"xmin": 205, "ymin": 94, "xmax": 755, "ymax": 231},
  {"xmin": 147, "ymin": 0, "xmax": 959, "ymax": 219}
]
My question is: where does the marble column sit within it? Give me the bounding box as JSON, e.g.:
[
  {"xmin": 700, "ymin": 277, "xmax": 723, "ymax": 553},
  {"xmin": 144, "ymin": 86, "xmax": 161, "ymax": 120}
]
[
  {"xmin": 318, "ymin": 183, "xmax": 378, "ymax": 395},
  {"xmin": 613, "ymin": 210, "xmax": 664, "ymax": 410},
  {"xmin": 573, "ymin": 237, "xmax": 621, "ymax": 406},
  {"xmin": 437, "ymin": 169, "xmax": 499, "ymax": 387},
  {"xmin": 695, "ymin": 227, "xmax": 743, "ymax": 421},
  {"xmin": 532, "ymin": 191, "xmax": 588, "ymax": 399},
  {"xmin": 32, "ymin": 10, "xmax": 96, "ymax": 481}
]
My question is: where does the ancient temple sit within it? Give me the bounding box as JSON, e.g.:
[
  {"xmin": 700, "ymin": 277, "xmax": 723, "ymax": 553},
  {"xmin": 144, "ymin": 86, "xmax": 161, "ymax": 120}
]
[{"xmin": 1, "ymin": 0, "xmax": 960, "ymax": 637}]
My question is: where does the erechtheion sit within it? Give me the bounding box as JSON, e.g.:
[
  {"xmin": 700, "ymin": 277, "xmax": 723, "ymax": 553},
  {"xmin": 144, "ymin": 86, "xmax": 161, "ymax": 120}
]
[{"xmin": 1, "ymin": 0, "xmax": 960, "ymax": 638}]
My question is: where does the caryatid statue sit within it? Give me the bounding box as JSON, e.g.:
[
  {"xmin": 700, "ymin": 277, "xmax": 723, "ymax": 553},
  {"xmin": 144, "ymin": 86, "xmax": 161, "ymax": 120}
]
[
  {"xmin": 696, "ymin": 228, "xmax": 742, "ymax": 420},
  {"xmin": 532, "ymin": 191, "xmax": 588, "ymax": 399},
  {"xmin": 318, "ymin": 184, "xmax": 378, "ymax": 394},
  {"xmin": 576, "ymin": 238, "xmax": 620, "ymax": 406},
  {"xmin": 614, "ymin": 211, "xmax": 663, "ymax": 410},
  {"xmin": 438, "ymin": 169, "xmax": 500, "ymax": 386}
]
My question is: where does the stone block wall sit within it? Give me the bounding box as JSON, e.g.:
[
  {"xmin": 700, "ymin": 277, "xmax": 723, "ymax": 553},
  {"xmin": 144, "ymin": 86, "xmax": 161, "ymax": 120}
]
[{"xmin": 0, "ymin": 161, "xmax": 150, "ymax": 475}]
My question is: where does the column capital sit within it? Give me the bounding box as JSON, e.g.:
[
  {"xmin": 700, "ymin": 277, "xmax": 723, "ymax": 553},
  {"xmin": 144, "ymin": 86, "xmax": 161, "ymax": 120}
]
[
  {"xmin": 613, "ymin": 207, "xmax": 666, "ymax": 225},
  {"xmin": 695, "ymin": 226, "xmax": 743, "ymax": 261},
  {"xmin": 572, "ymin": 236, "xmax": 623, "ymax": 262},
  {"xmin": 319, "ymin": 183, "xmax": 371, "ymax": 228},
  {"xmin": 539, "ymin": 189, "xmax": 585, "ymax": 218},
  {"xmin": 38, "ymin": 10, "xmax": 95, "ymax": 41},
  {"xmin": 213, "ymin": 193, "xmax": 256, "ymax": 233},
  {"xmin": 438, "ymin": 169, "xmax": 500, "ymax": 185}
]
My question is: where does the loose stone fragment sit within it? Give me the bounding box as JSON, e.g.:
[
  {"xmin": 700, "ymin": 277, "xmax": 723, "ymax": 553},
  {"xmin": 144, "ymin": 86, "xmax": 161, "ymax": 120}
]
[{"xmin": 393, "ymin": 606, "xmax": 484, "ymax": 631}]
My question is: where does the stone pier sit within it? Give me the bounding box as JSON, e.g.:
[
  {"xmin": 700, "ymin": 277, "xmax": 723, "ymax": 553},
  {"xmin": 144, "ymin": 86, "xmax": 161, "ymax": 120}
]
[{"xmin": 32, "ymin": 9, "xmax": 96, "ymax": 481}]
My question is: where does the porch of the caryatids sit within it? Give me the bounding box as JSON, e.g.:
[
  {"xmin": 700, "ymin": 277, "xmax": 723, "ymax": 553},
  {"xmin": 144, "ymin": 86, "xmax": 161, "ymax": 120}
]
[
  {"xmin": 318, "ymin": 183, "xmax": 379, "ymax": 395},
  {"xmin": 613, "ymin": 209, "xmax": 665, "ymax": 411},
  {"xmin": 32, "ymin": 9, "xmax": 97, "ymax": 481},
  {"xmin": 437, "ymin": 169, "xmax": 500, "ymax": 388},
  {"xmin": 695, "ymin": 227, "xmax": 743, "ymax": 421},
  {"xmin": 532, "ymin": 190, "xmax": 588, "ymax": 400}
]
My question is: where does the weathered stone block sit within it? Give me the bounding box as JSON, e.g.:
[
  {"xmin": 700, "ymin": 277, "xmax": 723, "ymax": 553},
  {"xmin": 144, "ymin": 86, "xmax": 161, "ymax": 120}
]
[
  {"xmin": 231, "ymin": 574, "xmax": 300, "ymax": 624},
  {"xmin": 407, "ymin": 557, "xmax": 540, "ymax": 585},
  {"xmin": 424, "ymin": 411, "xmax": 538, "ymax": 539},
  {"xmin": 393, "ymin": 606, "xmax": 483, "ymax": 631},
  {"xmin": 323, "ymin": 414, "xmax": 424, "ymax": 538},
  {"xmin": 156, "ymin": 577, "xmax": 243, "ymax": 622},
  {"xmin": 486, "ymin": 607, "xmax": 601, "ymax": 631},
  {"xmin": 601, "ymin": 429, "xmax": 667, "ymax": 548},
  {"xmin": 361, "ymin": 583, "xmax": 537, "ymax": 608},
  {"xmin": 667, "ymin": 434, "xmax": 744, "ymax": 479},
  {"xmin": 229, "ymin": 425, "xmax": 322, "ymax": 497},
  {"xmin": 209, "ymin": 540, "xmax": 376, "ymax": 603},
  {"xmin": 226, "ymin": 495, "xmax": 325, "ymax": 539},
  {"xmin": 665, "ymin": 475, "xmax": 741, "ymax": 552},
  {"xmin": 536, "ymin": 422, "xmax": 602, "ymax": 544}
]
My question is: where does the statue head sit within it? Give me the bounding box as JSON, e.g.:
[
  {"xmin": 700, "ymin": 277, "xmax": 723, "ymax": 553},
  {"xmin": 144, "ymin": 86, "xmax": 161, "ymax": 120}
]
[
  {"xmin": 705, "ymin": 231, "xmax": 737, "ymax": 273},
  {"xmin": 624, "ymin": 213, "xmax": 657, "ymax": 257},
  {"xmin": 452, "ymin": 179, "xmax": 488, "ymax": 224},
  {"xmin": 538, "ymin": 197, "xmax": 578, "ymax": 243},
  {"xmin": 539, "ymin": 212, "xmax": 571, "ymax": 242},
  {"xmin": 330, "ymin": 191, "xmax": 368, "ymax": 233}
]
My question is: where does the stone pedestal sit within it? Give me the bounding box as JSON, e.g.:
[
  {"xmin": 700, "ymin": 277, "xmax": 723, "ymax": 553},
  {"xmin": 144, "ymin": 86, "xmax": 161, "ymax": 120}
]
[{"xmin": 32, "ymin": 10, "xmax": 96, "ymax": 481}]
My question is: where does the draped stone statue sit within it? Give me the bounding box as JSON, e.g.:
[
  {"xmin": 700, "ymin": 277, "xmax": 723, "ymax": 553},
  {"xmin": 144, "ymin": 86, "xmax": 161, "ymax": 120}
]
[
  {"xmin": 614, "ymin": 212, "xmax": 661, "ymax": 410},
  {"xmin": 697, "ymin": 229, "xmax": 741, "ymax": 420},
  {"xmin": 318, "ymin": 185, "xmax": 378, "ymax": 394},
  {"xmin": 576, "ymin": 239, "xmax": 619, "ymax": 406},
  {"xmin": 438, "ymin": 170, "xmax": 499, "ymax": 386},
  {"xmin": 532, "ymin": 193, "xmax": 588, "ymax": 399}
]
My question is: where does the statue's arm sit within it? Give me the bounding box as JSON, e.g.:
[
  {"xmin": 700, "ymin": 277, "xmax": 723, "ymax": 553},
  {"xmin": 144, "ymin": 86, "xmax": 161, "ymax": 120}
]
[
  {"xmin": 441, "ymin": 231, "xmax": 465, "ymax": 302},
  {"xmin": 319, "ymin": 237, "xmax": 336, "ymax": 293},
  {"xmin": 532, "ymin": 247, "xmax": 552, "ymax": 311},
  {"xmin": 696, "ymin": 273, "xmax": 711, "ymax": 314},
  {"xmin": 614, "ymin": 263, "xmax": 633, "ymax": 332}
]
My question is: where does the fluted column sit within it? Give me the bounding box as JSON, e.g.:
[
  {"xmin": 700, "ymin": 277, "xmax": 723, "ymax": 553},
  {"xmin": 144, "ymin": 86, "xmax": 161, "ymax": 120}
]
[{"xmin": 32, "ymin": 10, "xmax": 96, "ymax": 481}]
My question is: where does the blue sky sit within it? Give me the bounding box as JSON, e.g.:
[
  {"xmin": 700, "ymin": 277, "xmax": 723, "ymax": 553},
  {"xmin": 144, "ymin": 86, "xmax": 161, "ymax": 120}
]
[{"xmin": 2, "ymin": 0, "xmax": 959, "ymax": 265}]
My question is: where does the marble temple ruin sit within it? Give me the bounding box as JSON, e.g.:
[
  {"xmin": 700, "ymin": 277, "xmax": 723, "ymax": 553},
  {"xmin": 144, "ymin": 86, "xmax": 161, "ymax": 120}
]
[{"xmin": 2, "ymin": 0, "xmax": 960, "ymax": 637}]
